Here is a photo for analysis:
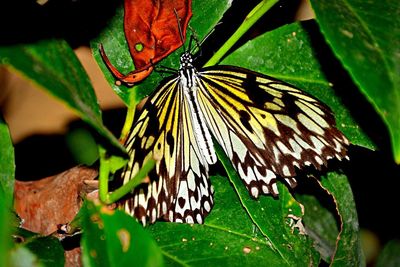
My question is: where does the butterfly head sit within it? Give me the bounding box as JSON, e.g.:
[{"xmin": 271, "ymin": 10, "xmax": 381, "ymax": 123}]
[{"xmin": 179, "ymin": 52, "xmax": 194, "ymax": 70}]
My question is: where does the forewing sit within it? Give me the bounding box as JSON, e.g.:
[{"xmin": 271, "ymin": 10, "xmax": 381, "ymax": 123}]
[
  {"xmin": 196, "ymin": 66, "xmax": 348, "ymax": 197},
  {"xmin": 120, "ymin": 76, "xmax": 214, "ymax": 224}
]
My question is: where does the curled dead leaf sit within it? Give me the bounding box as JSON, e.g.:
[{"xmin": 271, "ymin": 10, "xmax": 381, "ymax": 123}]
[{"xmin": 100, "ymin": 0, "xmax": 192, "ymax": 84}]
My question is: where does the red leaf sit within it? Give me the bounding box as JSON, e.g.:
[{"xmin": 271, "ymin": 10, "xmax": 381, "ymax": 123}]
[
  {"xmin": 101, "ymin": 0, "xmax": 192, "ymax": 85},
  {"xmin": 14, "ymin": 166, "xmax": 99, "ymax": 267},
  {"xmin": 14, "ymin": 166, "xmax": 98, "ymax": 235}
]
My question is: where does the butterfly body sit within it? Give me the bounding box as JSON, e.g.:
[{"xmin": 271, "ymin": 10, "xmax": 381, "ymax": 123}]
[
  {"xmin": 179, "ymin": 52, "xmax": 217, "ymax": 165},
  {"xmin": 120, "ymin": 52, "xmax": 348, "ymax": 225}
]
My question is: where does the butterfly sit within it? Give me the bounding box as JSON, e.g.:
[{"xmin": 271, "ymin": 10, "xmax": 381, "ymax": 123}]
[{"xmin": 114, "ymin": 42, "xmax": 349, "ymax": 225}]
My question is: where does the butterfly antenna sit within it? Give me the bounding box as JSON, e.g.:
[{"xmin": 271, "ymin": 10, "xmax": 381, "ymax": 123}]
[
  {"xmin": 188, "ymin": 34, "xmax": 195, "ymax": 53},
  {"xmin": 189, "ymin": 26, "xmax": 215, "ymax": 60},
  {"xmin": 174, "ymin": 8, "xmax": 186, "ymax": 52},
  {"xmin": 199, "ymin": 26, "xmax": 216, "ymax": 47},
  {"xmin": 181, "ymin": 26, "xmax": 197, "ymax": 54}
]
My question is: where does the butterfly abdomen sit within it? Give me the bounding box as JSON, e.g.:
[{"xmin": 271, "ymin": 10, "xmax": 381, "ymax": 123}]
[{"xmin": 180, "ymin": 60, "xmax": 217, "ymax": 165}]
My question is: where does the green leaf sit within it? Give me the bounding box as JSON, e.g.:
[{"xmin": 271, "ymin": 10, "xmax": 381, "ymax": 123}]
[
  {"xmin": 91, "ymin": 0, "xmax": 233, "ymax": 106},
  {"xmin": 81, "ymin": 200, "xmax": 164, "ymax": 267},
  {"xmin": 216, "ymin": 143, "xmax": 320, "ymax": 266},
  {"xmin": 9, "ymin": 247, "xmax": 43, "ymax": 267},
  {"xmin": 376, "ymin": 240, "xmax": 400, "ymax": 267},
  {"xmin": 0, "ymin": 115, "xmax": 14, "ymax": 209},
  {"xmin": 286, "ymin": 173, "xmax": 363, "ymax": 266},
  {"xmin": 221, "ymin": 21, "xmax": 374, "ymax": 150},
  {"xmin": 148, "ymin": 174, "xmax": 318, "ymax": 266},
  {"xmin": 309, "ymin": 0, "xmax": 400, "ymax": 162},
  {"xmin": 23, "ymin": 236, "xmax": 65, "ymax": 267},
  {"xmin": 65, "ymin": 127, "xmax": 99, "ymax": 165},
  {"xmin": 0, "ymin": 116, "xmax": 14, "ymax": 267},
  {"xmin": 295, "ymin": 193, "xmax": 338, "ymax": 262},
  {"xmin": 10, "ymin": 235, "xmax": 65, "ymax": 267},
  {"xmin": 319, "ymin": 173, "xmax": 365, "ymax": 266},
  {"xmin": 0, "ymin": 39, "xmax": 124, "ymax": 153}
]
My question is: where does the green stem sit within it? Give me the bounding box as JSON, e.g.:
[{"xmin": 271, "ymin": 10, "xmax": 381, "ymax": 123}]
[
  {"xmin": 98, "ymin": 145, "xmax": 156, "ymax": 205},
  {"xmin": 121, "ymin": 88, "xmax": 140, "ymax": 141},
  {"xmin": 204, "ymin": 0, "xmax": 279, "ymax": 67},
  {"xmin": 106, "ymin": 159, "xmax": 156, "ymax": 204},
  {"xmin": 98, "ymin": 146, "xmax": 110, "ymax": 203},
  {"xmin": 120, "ymin": 106, "xmax": 135, "ymax": 141}
]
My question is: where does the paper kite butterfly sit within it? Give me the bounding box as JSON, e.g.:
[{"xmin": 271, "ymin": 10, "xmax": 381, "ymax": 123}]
[{"xmin": 107, "ymin": 28, "xmax": 349, "ymax": 226}]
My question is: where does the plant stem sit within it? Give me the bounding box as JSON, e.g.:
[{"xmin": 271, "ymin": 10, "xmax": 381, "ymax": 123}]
[
  {"xmin": 98, "ymin": 144, "xmax": 155, "ymax": 205},
  {"xmin": 98, "ymin": 147, "xmax": 110, "ymax": 203},
  {"xmin": 106, "ymin": 159, "xmax": 156, "ymax": 204},
  {"xmin": 204, "ymin": 0, "xmax": 279, "ymax": 67},
  {"xmin": 120, "ymin": 105, "xmax": 135, "ymax": 142}
]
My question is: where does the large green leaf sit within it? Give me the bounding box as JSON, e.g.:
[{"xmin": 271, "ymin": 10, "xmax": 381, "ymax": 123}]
[
  {"xmin": 0, "ymin": 116, "xmax": 14, "ymax": 267},
  {"xmin": 295, "ymin": 193, "xmax": 338, "ymax": 262},
  {"xmin": 91, "ymin": 0, "xmax": 233, "ymax": 106},
  {"xmin": 213, "ymin": 144, "xmax": 320, "ymax": 266},
  {"xmin": 0, "ymin": 39, "xmax": 124, "ymax": 153},
  {"xmin": 296, "ymin": 172, "xmax": 364, "ymax": 265},
  {"xmin": 309, "ymin": 0, "xmax": 400, "ymax": 162},
  {"xmin": 221, "ymin": 21, "xmax": 374, "ymax": 150},
  {"xmin": 320, "ymin": 173, "xmax": 364, "ymax": 266},
  {"xmin": 81, "ymin": 200, "xmax": 164, "ymax": 267},
  {"xmin": 148, "ymin": 174, "xmax": 319, "ymax": 266}
]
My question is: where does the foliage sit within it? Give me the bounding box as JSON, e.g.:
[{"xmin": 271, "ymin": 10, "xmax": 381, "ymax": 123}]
[
  {"xmin": 310, "ymin": 0, "xmax": 400, "ymax": 163},
  {"xmin": 0, "ymin": 0, "xmax": 398, "ymax": 266}
]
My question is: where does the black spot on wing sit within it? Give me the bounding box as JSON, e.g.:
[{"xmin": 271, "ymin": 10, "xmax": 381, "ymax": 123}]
[
  {"xmin": 166, "ymin": 131, "xmax": 174, "ymax": 156},
  {"xmin": 144, "ymin": 103, "xmax": 160, "ymax": 135},
  {"xmin": 281, "ymin": 93, "xmax": 300, "ymax": 116},
  {"xmin": 239, "ymin": 110, "xmax": 253, "ymax": 132},
  {"xmin": 242, "ymin": 72, "xmax": 274, "ymax": 107},
  {"xmin": 178, "ymin": 197, "xmax": 186, "ymax": 209}
]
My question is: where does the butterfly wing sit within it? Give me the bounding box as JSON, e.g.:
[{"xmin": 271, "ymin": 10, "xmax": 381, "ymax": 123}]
[
  {"xmin": 196, "ymin": 66, "xmax": 348, "ymax": 197},
  {"xmin": 172, "ymin": 95, "xmax": 214, "ymax": 223},
  {"xmin": 120, "ymin": 76, "xmax": 214, "ymax": 224}
]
